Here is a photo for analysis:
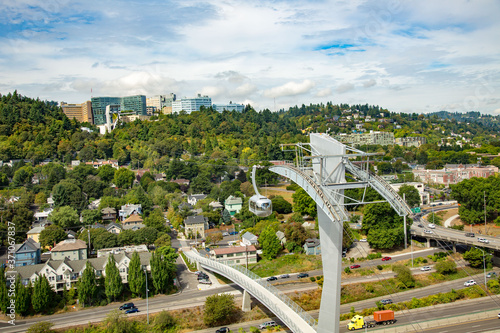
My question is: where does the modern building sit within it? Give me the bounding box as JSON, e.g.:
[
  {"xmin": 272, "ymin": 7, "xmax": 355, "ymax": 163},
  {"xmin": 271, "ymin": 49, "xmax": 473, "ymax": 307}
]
[
  {"xmin": 224, "ymin": 195, "xmax": 243, "ymax": 216},
  {"xmin": 51, "ymin": 239, "xmax": 87, "ymax": 261},
  {"xmin": 334, "ymin": 131, "xmax": 395, "ymax": 146},
  {"xmin": 91, "ymin": 95, "xmax": 147, "ymax": 125},
  {"xmin": 303, "ymin": 238, "xmax": 321, "ymax": 255},
  {"xmin": 412, "ymin": 164, "xmax": 499, "ymax": 186},
  {"xmin": 60, "ymin": 101, "xmax": 92, "ymax": 123},
  {"xmin": 172, "ymin": 94, "xmax": 212, "ymax": 114},
  {"xmin": 184, "ymin": 215, "xmax": 209, "ymax": 238},
  {"xmin": 213, "ymin": 102, "xmax": 244, "ymax": 113},
  {"xmin": 146, "ymin": 94, "xmax": 176, "ymax": 114},
  {"xmin": 14, "ymin": 238, "xmax": 41, "ymax": 266},
  {"xmin": 210, "ymin": 245, "xmax": 257, "ymax": 266},
  {"xmin": 14, "ymin": 251, "xmax": 152, "ymax": 291},
  {"xmin": 395, "ymin": 137, "xmax": 427, "ymax": 148}
]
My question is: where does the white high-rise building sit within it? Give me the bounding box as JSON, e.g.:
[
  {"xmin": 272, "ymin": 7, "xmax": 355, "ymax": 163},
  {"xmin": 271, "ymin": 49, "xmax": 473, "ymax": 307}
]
[
  {"xmin": 172, "ymin": 94, "xmax": 212, "ymax": 114},
  {"xmin": 146, "ymin": 93, "xmax": 176, "ymax": 114}
]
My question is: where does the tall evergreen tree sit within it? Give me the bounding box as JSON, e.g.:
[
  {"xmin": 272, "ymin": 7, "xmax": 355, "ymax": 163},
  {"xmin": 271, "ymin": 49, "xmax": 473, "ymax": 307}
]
[
  {"xmin": 105, "ymin": 255, "xmax": 123, "ymax": 302},
  {"xmin": 128, "ymin": 251, "xmax": 146, "ymax": 297},
  {"xmin": 15, "ymin": 279, "xmax": 31, "ymax": 316},
  {"xmin": 259, "ymin": 226, "xmax": 281, "ymax": 260},
  {"xmin": 78, "ymin": 262, "xmax": 97, "ymax": 307},
  {"xmin": 150, "ymin": 251, "xmax": 176, "ymax": 294},
  {"xmin": 32, "ymin": 276, "xmax": 53, "ymax": 313}
]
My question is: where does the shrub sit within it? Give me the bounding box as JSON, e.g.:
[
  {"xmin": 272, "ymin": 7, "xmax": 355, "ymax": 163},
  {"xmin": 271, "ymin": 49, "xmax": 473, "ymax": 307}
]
[
  {"xmin": 239, "ymin": 328, "xmax": 247, "ymax": 333},
  {"xmin": 435, "ymin": 260, "xmax": 457, "ymax": 275},
  {"xmin": 344, "ymin": 267, "xmax": 351, "ymax": 274},
  {"xmin": 309, "ymin": 276, "xmax": 316, "ymax": 282},
  {"xmin": 249, "ymin": 327, "xmax": 260, "ymax": 333},
  {"xmin": 350, "ymin": 257, "xmax": 355, "ymax": 263},
  {"xmin": 367, "ymin": 252, "xmax": 382, "ymax": 260},
  {"xmin": 376, "ymin": 265, "xmax": 383, "ymax": 270},
  {"xmin": 365, "ymin": 284, "xmax": 375, "ymax": 293},
  {"xmin": 27, "ymin": 322, "xmax": 55, "ymax": 333},
  {"xmin": 422, "ymin": 259, "xmax": 428, "ymax": 263}
]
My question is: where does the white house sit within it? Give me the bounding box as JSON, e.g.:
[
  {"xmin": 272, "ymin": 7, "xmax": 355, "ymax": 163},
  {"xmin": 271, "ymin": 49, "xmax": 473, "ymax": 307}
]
[
  {"xmin": 241, "ymin": 232, "xmax": 258, "ymax": 246},
  {"xmin": 187, "ymin": 194, "xmax": 207, "ymax": 206}
]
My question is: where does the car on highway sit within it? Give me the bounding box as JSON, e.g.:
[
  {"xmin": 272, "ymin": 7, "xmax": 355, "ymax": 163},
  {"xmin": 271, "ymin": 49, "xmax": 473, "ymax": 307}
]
[
  {"xmin": 119, "ymin": 303, "xmax": 135, "ymax": 310},
  {"xmin": 465, "ymin": 232, "xmax": 475, "ymax": 237},
  {"xmin": 417, "ymin": 224, "xmax": 424, "ymax": 228},
  {"xmin": 297, "ymin": 272, "xmax": 309, "ymax": 279},
  {"xmin": 421, "ymin": 266, "xmax": 431, "ymax": 271},
  {"xmin": 125, "ymin": 307, "xmax": 139, "ymax": 314},
  {"xmin": 215, "ymin": 327, "xmax": 230, "ymax": 333},
  {"xmin": 380, "ymin": 299, "xmax": 393, "ymax": 305},
  {"xmin": 424, "ymin": 229, "xmax": 433, "ymax": 234},
  {"xmin": 350, "ymin": 264, "xmax": 361, "ymax": 269},
  {"xmin": 428, "ymin": 223, "xmax": 436, "ymax": 229},
  {"xmin": 258, "ymin": 321, "xmax": 278, "ymax": 330},
  {"xmin": 280, "ymin": 274, "xmax": 290, "ymax": 279},
  {"xmin": 486, "ymin": 272, "xmax": 497, "ymax": 278},
  {"xmin": 498, "ymin": 312, "xmax": 500, "ymax": 319},
  {"xmin": 381, "ymin": 256, "xmax": 392, "ymax": 261},
  {"xmin": 266, "ymin": 276, "xmax": 278, "ymax": 282},
  {"xmin": 464, "ymin": 279, "xmax": 477, "ymax": 287},
  {"xmin": 478, "ymin": 237, "xmax": 489, "ymax": 243}
]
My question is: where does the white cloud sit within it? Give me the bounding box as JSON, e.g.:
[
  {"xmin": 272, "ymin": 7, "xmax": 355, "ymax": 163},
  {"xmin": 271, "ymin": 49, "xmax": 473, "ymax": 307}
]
[
  {"xmin": 315, "ymin": 88, "xmax": 332, "ymax": 97},
  {"xmin": 200, "ymin": 85, "xmax": 226, "ymax": 98},
  {"xmin": 263, "ymin": 80, "xmax": 315, "ymax": 98},
  {"xmin": 336, "ymin": 83, "xmax": 355, "ymax": 93},
  {"xmin": 232, "ymin": 83, "xmax": 258, "ymax": 97},
  {"xmin": 363, "ymin": 79, "xmax": 377, "ymax": 88}
]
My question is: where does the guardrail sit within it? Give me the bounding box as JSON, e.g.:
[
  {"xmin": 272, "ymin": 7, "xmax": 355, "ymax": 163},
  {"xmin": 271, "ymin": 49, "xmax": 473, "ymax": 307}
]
[{"xmin": 183, "ymin": 249, "xmax": 317, "ymax": 333}]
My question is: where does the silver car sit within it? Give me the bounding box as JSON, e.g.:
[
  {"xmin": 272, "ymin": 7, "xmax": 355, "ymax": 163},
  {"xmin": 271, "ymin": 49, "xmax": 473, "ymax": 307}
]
[{"xmin": 258, "ymin": 321, "xmax": 277, "ymax": 330}]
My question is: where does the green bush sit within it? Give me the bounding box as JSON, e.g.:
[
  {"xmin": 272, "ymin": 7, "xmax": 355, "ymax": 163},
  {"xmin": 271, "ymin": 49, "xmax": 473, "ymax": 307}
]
[
  {"xmin": 344, "ymin": 267, "xmax": 351, "ymax": 274},
  {"xmin": 422, "ymin": 259, "xmax": 428, "ymax": 263},
  {"xmin": 309, "ymin": 276, "xmax": 316, "ymax": 282},
  {"xmin": 365, "ymin": 284, "xmax": 375, "ymax": 293},
  {"xmin": 27, "ymin": 322, "xmax": 55, "ymax": 333},
  {"xmin": 249, "ymin": 327, "xmax": 260, "ymax": 333},
  {"xmin": 377, "ymin": 265, "xmax": 383, "ymax": 270},
  {"xmin": 367, "ymin": 252, "xmax": 382, "ymax": 260}
]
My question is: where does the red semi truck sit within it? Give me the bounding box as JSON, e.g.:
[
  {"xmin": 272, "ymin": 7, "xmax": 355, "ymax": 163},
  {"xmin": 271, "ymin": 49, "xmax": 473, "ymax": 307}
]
[{"xmin": 347, "ymin": 310, "xmax": 396, "ymax": 330}]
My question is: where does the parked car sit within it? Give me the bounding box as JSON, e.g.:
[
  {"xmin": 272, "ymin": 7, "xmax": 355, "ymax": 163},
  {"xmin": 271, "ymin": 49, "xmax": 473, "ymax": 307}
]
[
  {"xmin": 280, "ymin": 274, "xmax": 290, "ymax": 279},
  {"xmin": 381, "ymin": 257, "xmax": 391, "ymax": 261},
  {"xmin": 222, "ymin": 232, "xmax": 229, "ymax": 236},
  {"xmin": 350, "ymin": 264, "xmax": 361, "ymax": 269},
  {"xmin": 380, "ymin": 299, "xmax": 393, "ymax": 305},
  {"xmin": 205, "ymin": 247, "xmax": 211, "ymax": 252},
  {"xmin": 266, "ymin": 276, "xmax": 278, "ymax": 282},
  {"xmin": 125, "ymin": 307, "xmax": 139, "ymax": 314},
  {"xmin": 198, "ymin": 274, "xmax": 209, "ymax": 280},
  {"xmin": 428, "ymin": 223, "xmax": 436, "ymax": 229},
  {"xmin": 486, "ymin": 272, "xmax": 497, "ymax": 278},
  {"xmin": 420, "ymin": 266, "xmax": 431, "ymax": 271},
  {"xmin": 215, "ymin": 327, "xmax": 230, "ymax": 333},
  {"xmin": 464, "ymin": 279, "xmax": 476, "ymax": 287},
  {"xmin": 194, "ymin": 271, "xmax": 203, "ymax": 275},
  {"xmin": 297, "ymin": 273, "xmax": 309, "ymax": 279},
  {"xmin": 465, "ymin": 232, "xmax": 475, "ymax": 237},
  {"xmin": 258, "ymin": 321, "xmax": 278, "ymax": 330},
  {"xmin": 119, "ymin": 303, "xmax": 135, "ymax": 310},
  {"xmin": 199, "ymin": 279, "xmax": 212, "ymax": 285},
  {"xmin": 359, "ymin": 238, "xmax": 367, "ymax": 242},
  {"xmin": 229, "ymin": 231, "xmax": 238, "ymax": 235}
]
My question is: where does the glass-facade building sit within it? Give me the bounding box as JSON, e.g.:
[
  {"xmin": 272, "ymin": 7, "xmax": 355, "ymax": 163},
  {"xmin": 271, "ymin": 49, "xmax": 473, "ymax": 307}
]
[
  {"xmin": 171, "ymin": 94, "xmax": 212, "ymax": 114},
  {"xmin": 213, "ymin": 103, "xmax": 244, "ymax": 113},
  {"xmin": 91, "ymin": 95, "xmax": 146, "ymax": 125}
]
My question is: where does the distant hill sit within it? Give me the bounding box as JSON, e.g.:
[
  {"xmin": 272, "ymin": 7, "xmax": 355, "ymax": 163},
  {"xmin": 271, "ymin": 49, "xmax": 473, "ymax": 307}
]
[{"xmin": 425, "ymin": 110, "xmax": 500, "ymax": 129}]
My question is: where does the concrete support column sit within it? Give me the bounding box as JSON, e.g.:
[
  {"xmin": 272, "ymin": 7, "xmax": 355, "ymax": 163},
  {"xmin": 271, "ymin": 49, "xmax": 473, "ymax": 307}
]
[
  {"xmin": 242, "ymin": 289, "xmax": 251, "ymax": 312},
  {"xmin": 196, "ymin": 261, "xmax": 201, "ymax": 271},
  {"xmin": 426, "ymin": 238, "xmax": 431, "ymax": 248},
  {"xmin": 452, "ymin": 242, "xmax": 457, "ymax": 253},
  {"xmin": 317, "ymin": 207, "xmax": 342, "ymax": 333}
]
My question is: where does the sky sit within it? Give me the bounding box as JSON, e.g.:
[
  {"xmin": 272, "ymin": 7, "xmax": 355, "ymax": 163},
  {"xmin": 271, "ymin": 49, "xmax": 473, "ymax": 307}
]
[{"xmin": 1, "ymin": 0, "xmax": 500, "ymax": 114}]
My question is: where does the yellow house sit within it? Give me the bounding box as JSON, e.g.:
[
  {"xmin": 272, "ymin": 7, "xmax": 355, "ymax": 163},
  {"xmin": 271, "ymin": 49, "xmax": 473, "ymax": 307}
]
[{"xmin": 27, "ymin": 226, "xmax": 45, "ymax": 243}]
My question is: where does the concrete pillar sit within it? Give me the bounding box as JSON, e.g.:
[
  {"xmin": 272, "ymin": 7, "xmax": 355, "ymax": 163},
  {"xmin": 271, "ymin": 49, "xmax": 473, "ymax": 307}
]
[
  {"xmin": 196, "ymin": 261, "xmax": 201, "ymax": 271},
  {"xmin": 452, "ymin": 242, "xmax": 457, "ymax": 253},
  {"xmin": 242, "ymin": 289, "xmax": 251, "ymax": 312},
  {"xmin": 426, "ymin": 238, "xmax": 431, "ymax": 248}
]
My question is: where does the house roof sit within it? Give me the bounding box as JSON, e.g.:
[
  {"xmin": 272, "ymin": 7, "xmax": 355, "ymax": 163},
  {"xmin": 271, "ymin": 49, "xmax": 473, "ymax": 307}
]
[
  {"xmin": 304, "ymin": 238, "xmax": 320, "ymax": 248},
  {"xmin": 213, "ymin": 245, "xmax": 256, "ymax": 255},
  {"xmin": 123, "ymin": 213, "xmax": 143, "ymax": 223},
  {"xmin": 209, "ymin": 201, "xmax": 224, "ymax": 208},
  {"xmin": 106, "ymin": 222, "xmax": 122, "ymax": 231},
  {"xmin": 52, "ymin": 239, "xmax": 87, "ymax": 252},
  {"xmin": 15, "ymin": 238, "xmax": 40, "ymax": 253},
  {"xmin": 276, "ymin": 231, "xmax": 285, "ymax": 240},
  {"xmin": 101, "ymin": 207, "xmax": 116, "ymax": 214},
  {"xmin": 241, "ymin": 231, "xmax": 257, "ymax": 241},
  {"xmin": 184, "ymin": 215, "xmax": 207, "ymax": 225},
  {"xmin": 27, "ymin": 226, "xmax": 45, "ymax": 234},
  {"xmin": 122, "ymin": 223, "xmax": 145, "ymax": 230},
  {"xmin": 189, "ymin": 194, "xmax": 207, "ymax": 201},
  {"xmin": 225, "ymin": 195, "xmax": 242, "ymax": 205}
]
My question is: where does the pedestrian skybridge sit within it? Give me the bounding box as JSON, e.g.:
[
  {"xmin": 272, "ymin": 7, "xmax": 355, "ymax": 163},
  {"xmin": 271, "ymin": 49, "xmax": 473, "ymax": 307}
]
[{"xmin": 183, "ymin": 249, "xmax": 317, "ymax": 333}]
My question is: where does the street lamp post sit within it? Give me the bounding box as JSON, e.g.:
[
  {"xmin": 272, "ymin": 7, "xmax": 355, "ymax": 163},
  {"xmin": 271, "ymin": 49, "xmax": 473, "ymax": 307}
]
[
  {"xmin": 144, "ymin": 269, "xmax": 149, "ymax": 325},
  {"xmin": 475, "ymin": 247, "xmax": 487, "ymax": 289}
]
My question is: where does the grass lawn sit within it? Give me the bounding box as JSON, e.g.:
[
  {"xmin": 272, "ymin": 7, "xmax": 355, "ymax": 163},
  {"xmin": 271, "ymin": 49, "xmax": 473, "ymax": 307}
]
[{"xmin": 248, "ymin": 253, "xmax": 323, "ymax": 277}]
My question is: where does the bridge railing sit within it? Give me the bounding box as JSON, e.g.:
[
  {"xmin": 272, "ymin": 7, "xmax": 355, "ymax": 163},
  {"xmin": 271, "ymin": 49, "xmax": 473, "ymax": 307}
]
[{"xmin": 183, "ymin": 249, "xmax": 317, "ymax": 331}]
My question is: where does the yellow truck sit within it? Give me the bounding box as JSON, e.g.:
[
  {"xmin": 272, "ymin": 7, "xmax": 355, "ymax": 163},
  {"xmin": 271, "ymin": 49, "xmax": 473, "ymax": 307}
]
[{"xmin": 347, "ymin": 310, "xmax": 396, "ymax": 330}]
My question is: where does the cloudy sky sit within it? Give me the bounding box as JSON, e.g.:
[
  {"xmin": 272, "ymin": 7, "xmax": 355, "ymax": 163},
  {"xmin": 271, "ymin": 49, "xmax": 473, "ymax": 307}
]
[{"xmin": 1, "ymin": 0, "xmax": 500, "ymax": 114}]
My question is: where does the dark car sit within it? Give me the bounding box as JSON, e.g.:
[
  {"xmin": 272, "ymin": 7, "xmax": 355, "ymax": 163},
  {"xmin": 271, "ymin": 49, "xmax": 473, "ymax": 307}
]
[
  {"xmin": 205, "ymin": 247, "xmax": 211, "ymax": 252},
  {"xmin": 381, "ymin": 256, "xmax": 391, "ymax": 261},
  {"xmin": 267, "ymin": 276, "xmax": 278, "ymax": 282},
  {"xmin": 198, "ymin": 274, "xmax": 209, "ymax": 280},
  {"xmin": 215, "ymin": 328, "xmax": 230, "ymax": 333},
  {"xmin": 350, "ymin": 264, "xmax": 361, "ymax": 269},
  {"xmin": 119, "ymin": 303, "xmax": 135, "ymax": 310},
  {"xmin": 380, "ymin": 299, "xmax": 393, "ymax": 305},
  {"xmin": 417, "ymin": 224, "xmax": 424, "ymax": 228},
  {"xmin": 229, "ymin": 231, "xmax": 238, "ymax": 235},
  {"xmin": 125, "ymin": 307, "xmax": 139, "ymax": 314},
  {"xmin": 297, "ymin": 272, "xmax": 309, "ymax": 279},
  {"xmin": 465, "ymin": 232, "xmax": 475, "ymax": 237}
]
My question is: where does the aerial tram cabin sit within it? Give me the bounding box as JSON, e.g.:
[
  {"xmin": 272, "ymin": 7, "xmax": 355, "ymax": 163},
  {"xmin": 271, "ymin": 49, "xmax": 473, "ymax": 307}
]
[{"xmin": 248, "ymin": 165, "xmax": 272, "ymax": 217}]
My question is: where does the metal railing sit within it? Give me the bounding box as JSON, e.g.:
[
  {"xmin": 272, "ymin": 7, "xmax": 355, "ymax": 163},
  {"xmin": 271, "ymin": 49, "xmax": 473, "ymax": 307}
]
[{"xmin": 184, "ymin": 249, "xmax": 317, "ymax": 333}]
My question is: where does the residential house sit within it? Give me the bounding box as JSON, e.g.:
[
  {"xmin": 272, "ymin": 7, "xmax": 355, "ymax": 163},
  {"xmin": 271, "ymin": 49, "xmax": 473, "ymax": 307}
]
[
  {"xmin": 51, "ymin": 239, "xmax": 87, "ymax": 261},
  {"xmin": 14, "ymin": 238, "xmax": 41, "ymax": 266},
  {"xmin": 184, "ymin": 215, "xmax": 209, "ymax": 238},
  {"xmin": 119, "ymin": 204, "xmax": 142, "ymax": 221},
  {"xmin": 14, "ymin": 251, "xmax": 151, "ymax": 291},
  {"xmin": 210, "ymin": 245, "xmax": 257, "ymax": 266},
  {"xmin": 154, "ymin": 173, "xmax": 166, "ymax": 182},
  {"xmin": 178, "ymin": 202, "xmax": 194, "ymax": 211},
  {"xmin": 241, "ymin": 232, "xmax": 258, "ymax": 246},
  {"xmin": 97, "ymin": 245, "xmax": 149, "ymax": 257},
  {"xmin": 34, "ymin": 209, "xmax": 53, "ymax": 225},
  {"xmin": 101, "ymin": 207, "xmax": 117, "ymax": 223},
  {"xmin": 303, "ymin": 238, "xmax": 321, "ymax": 255},
  {"xmin": 65, "ymin": 230, "xmax": 77, "ymax": 239},
  {"xmin": 188, "ymin": 194, "xmax": 207, "ymax": 206},
  {"xmin": 209, "ymin": 201, "xmax": 224, "ymax": 210},
  {"xmin": 224, "ymin": 195, "xmax": 243, "ymax": 216},
  {"xmin": 276, "ymin": 231, "xmax": 286, "ymax": 246},
  {"xmin": 27, "ymin": 226, "xmax": 45, "ymax": 243},
  {"xmin": 106, "ymin": 222, "xmax": 122, "ymax": 234},
  {"xmin": 122, "ymin": 213, "xmax": 145, "ymax": 231}
]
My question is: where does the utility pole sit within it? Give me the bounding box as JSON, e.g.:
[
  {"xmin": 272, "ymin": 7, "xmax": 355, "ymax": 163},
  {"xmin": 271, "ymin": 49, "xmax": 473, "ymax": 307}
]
[
  {"xmin": 484, "ymin": 191, "xmax": 487, "ymax": 235},
  {"xmin": 403, "ymin": 194, "xmax": 407, "ymax": 249},
  {"xmin": 144, "ymin": 269, "xmax": 149, "ymax": 324}
]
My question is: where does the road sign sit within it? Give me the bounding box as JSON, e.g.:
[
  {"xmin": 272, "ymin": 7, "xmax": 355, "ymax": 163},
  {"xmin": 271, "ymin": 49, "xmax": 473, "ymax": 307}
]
[{"xmin": 411, "ymin": 207, "xmax": 421, "ymax": 213}]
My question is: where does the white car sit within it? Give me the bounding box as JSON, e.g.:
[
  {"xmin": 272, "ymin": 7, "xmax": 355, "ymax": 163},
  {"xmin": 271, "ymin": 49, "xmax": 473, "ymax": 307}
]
[
  {"xmin": 258, "ymin": 321, "xmax": 278, "ymax": 330},
  {"xmin": 424, "ymin": 229, "xmax": 433, "ymax": 234},
  {"xmin": 478, "ymin": 238, "xmax": 490, "ymax": 243},
  {"xmin": 421, "ymin": 266, "xmax": 431, "ymax": 271},
  {"xmin": 222, "ymin": 232, "xmax": 229, "ymax": 236},
  {"xmin": 464, "ymin": 279, "xmax": 476, "ymax": 287},
  {"xmin": 428, "ymin": 223, "xmax": 436, "ymax": 229},
  {"xmin": 359, "ymin": 238, "xmax": 367, "ymax": 242}
]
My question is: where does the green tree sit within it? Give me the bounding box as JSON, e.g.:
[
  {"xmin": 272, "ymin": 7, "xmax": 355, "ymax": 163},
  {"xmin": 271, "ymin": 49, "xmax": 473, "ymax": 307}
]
[
  {"xmin": 135, "ymin": 227, "xmax": 159, "ymax": 246},
  {"xmin": 219, "ymin": 208, "xmax": 231, "ymax": 225},
  {"xmin": 398, "ymin": 184, "xmax": 421, "ymax": 208},
  {"xmin": 144, "ymin": 208, "xmax": 167, "ymax": 232},
  {"xmin": 150, "ymin": 250, "xmax": 177, "ymax": 294},
  {"xmin": 12, "ymin": 166, "xmax": 34, "ymax": 187},
  {"xmin": 128, "ymin": 252, "xmax": 146, "ymax": 297},
  {"xmin": 15, "ymin": 279, "xmax": 31, "ymax": 316},
  {"xmin": 49, "ymin": 206, "xmax": 79, "ymax": 228},
  {"xmin": 98, "ymin": 164, "xmax": 116, "ymax": 183},
  {"xmin": 392, "ymin": 264, "xmax": 415, "ymax": 289},
  {"xmin": 32, "ymin": 276, "xmax": 53, "ymax": 313},
  {"xmin": 259, "ymin": 225, "xmax": 281, "ymax": 260},
  {"xmin": 271, "ymin": 195, "xmax": 293, "ymax": 214},
  {"xmin": 292, "ymin": 188, "xmax": 317, "ymax": 218},
  {"xmin": 0, "ymin": 266, "xmax": 8, "ymax": 313},
  {"xmin": 78, "ymin": 262, "xmax": 97, "ymax": 307},
  {"xmin": 113, "ymin": 168, "xmax": 135, "ymax": 189},
  {"xmin": 435, "ymin": 259, "xmax": 457, "ymax": 275},
  {"xmin": 93, "ymin": 232, "xmax": 119, "ymax": 250},
  {"xmin": 39, "ymin": 225, "xmax": 67, "ymax": 248},
  {"xmin": 367, "ymin": 227, "xmax": 404, "ymax": 250},
  {"xmin": 52, "ymin": 179, "xmax": 85, "ymax": 211},
  {"xmin": 81, "ymin": 209, "xmax": 102, "ymax": 225},
  {"xmin": 118, "ymin": 229, "xmax": 136, "ymax": 246},
  {"xmin": 105, "ymin": 255, "xmax": 123, "ymax": 302},
  {"xmin": 154, "ymin": 233, "xmax": 172, "ymax": 248},
  {"xmin": 203, "ymin": 293, "xmax": 236, "ymax": 326},
  {"xmin": 463, "ymin": 248, "xmax": 487, "ymax": 268}
]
